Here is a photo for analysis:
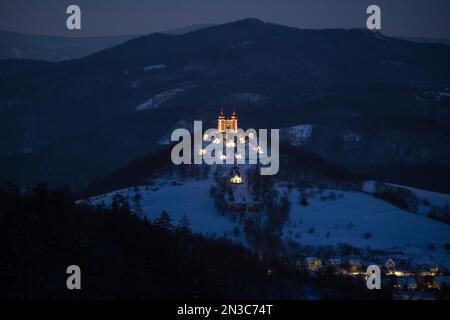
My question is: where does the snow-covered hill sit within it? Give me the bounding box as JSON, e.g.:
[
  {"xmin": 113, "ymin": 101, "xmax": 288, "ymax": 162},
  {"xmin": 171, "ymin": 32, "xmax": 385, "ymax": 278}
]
[
  {"xmin": 284, "ymin": 189, "xmax": 449, "ymax": 249},
  {"xmin": 87, "ymin": 180, "xmax": 242, "ymax": 239},
  {"xmin": 84, "ymin": 178, "xmax": 450, "ymax": 269},
  {"xmin": 283, "ymin": 188, "xmax": 449, "ymax": 269},
  {"xmin": 363, "ymin": 180, "xmax": 450, "ymax": 217}
]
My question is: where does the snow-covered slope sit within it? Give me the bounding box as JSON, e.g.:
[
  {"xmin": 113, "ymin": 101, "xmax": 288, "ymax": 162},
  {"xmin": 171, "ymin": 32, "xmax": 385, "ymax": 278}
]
[
  {"xmin": 283, "ymin": 190, "xmax": 449, "ymax": 251},
  {"xmin": 135, "ymin": 87, "xmax": 187, "ymax": 111},
  {"xmin": 283, "ymin": 187, "xmax": 449, "ymax": 268},
  {"xmin": 87, "ymin": 180, "xmax": 242, "ymax": 239},
  {"xmin": 85, "ymin": 179, "xmax": 450, "ymax": 268},
  {"xmin": 363, "ymin": 180, "xmax": 450, "ymax": 216}
]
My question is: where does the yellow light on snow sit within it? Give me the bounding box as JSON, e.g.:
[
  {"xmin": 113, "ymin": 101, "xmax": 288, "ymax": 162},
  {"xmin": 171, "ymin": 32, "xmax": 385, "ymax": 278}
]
[{"xmin": 230, "ymin": 175, "xmax": 243, "ymax": 184}]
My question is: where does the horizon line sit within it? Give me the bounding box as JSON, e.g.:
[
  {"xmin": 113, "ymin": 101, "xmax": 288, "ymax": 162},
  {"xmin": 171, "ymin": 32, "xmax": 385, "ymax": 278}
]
[{"xmin": 1, "ymin": 18, "xmax": 449, "ymax": 41}]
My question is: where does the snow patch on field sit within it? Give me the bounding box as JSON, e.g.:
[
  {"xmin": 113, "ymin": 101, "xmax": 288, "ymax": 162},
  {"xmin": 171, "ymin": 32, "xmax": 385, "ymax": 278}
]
[
  {"xmin": 135, "ymin": 87, "xmax": 188, "ymax": 111},
  {"xmin": 230, "ymin": 41, "xmax": 256, "ymax": 49},
  {"xmin": 143, "ymin": 64, "xmax": 166, "ymax": 72}
]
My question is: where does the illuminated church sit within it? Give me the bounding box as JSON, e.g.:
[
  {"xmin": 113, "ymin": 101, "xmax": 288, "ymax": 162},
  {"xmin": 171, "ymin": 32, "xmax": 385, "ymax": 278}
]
[{"xmin": 218, "ymin": 109, "xmax": 238, "ymax": 133}]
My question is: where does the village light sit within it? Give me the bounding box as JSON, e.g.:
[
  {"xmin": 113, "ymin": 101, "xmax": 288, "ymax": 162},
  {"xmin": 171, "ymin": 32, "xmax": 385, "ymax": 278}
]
[
  {"xmin": 230, "ymin": 175, "xmax": 243, "ymax": 184},
  {"xmin": 219, "ymin": 154, "xmax": 227, "ymax": 160},
  {"xmin": 235, "ymin": 153, "xmax": 242, "ymax": 160},
  {"xmin": 198, "ymin": 149, "xmax": 206, "ymax": 155},
  {"xmin": 213, "ymin": 138, "xmax": 220, "ymax": 144},
  {"xmin": 256, "ymin": 146, "xmax": 264, "ymax": 154},
  {"xmin": 203, "ymin": 133, "xmax": 209, "ymax": 140},
  {"xmin": 239, "ymin": 137, "xmax": 245, "ymax": 144}
]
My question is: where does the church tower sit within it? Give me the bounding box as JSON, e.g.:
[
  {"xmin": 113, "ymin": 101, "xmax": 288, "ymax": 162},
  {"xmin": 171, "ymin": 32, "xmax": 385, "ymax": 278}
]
[
  {"xmin": 230, "ymin": 110, "xmax": 238, "ymax": 132},
  {"xmin": 218, "ymin": 109, "xmax": 238, "ymax": 133},
  {"xmin": 218, "ymin": 109, "xmax": 226, "ymax": 132}
]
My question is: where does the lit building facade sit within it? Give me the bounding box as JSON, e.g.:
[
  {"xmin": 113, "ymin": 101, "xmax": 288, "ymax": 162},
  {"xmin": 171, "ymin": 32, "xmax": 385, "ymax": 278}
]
[{"xmin": 218, "ymin": 110, "xmax": 238, "ymax": 133}]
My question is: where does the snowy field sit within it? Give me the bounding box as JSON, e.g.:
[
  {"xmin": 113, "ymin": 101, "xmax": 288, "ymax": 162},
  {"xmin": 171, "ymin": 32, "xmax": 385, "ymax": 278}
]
[
  {"xmin": 142, "ymin": 64, "xmax": 166, "ymax": 72},
  {"xmin": 363, "ymin": 180, "xmax": 450, "ymax": 216},
  {"xmin": 87, "ymin": 180, "xmax": 242, "ymax": 240},
  {"xmin": 284, "ymin": 189, "xmax": 449, "ymax": 249},
  {"xmin": 283, "ymin": 189, "xmax": 450, "ymax": 269},
  {"xmin": 85, "ymin": 180, "xmax": 450, "ymax": 268}
]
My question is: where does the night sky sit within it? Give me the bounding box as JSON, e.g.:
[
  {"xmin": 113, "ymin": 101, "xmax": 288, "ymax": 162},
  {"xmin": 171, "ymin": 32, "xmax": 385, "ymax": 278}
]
[{"xmin": 1, "ymin": 0, "xmax": 450, "ymax": 38}]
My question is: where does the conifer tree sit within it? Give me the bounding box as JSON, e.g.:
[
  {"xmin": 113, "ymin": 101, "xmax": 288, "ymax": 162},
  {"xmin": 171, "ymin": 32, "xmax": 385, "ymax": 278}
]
[
  {"xmin": 177, "ymin": 214, "xmax": 191, "ymax": 234},
  {"xmin": 155, "ymin": 210, "xmax": 173, "ymax": 230}
]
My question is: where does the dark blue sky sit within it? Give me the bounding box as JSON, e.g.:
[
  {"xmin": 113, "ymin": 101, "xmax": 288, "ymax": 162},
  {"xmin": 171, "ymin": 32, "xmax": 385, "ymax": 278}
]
[{"xmin": 1, "ymin": 0, "xmax": 450, "ymax": 38}]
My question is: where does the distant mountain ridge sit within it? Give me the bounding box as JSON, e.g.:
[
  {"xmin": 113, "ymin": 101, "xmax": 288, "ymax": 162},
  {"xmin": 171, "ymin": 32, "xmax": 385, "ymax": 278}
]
[
  {"xmin": 2, "ymin": 22, "xmax": 449, "ymax": 62},
  {"xmin": 402, "ymin": 37, "xmax": 450, "ymax": 46},
  {"xmin": 1, "ymin": 18, "xmax": 450, "ymax": 191},
  {"xmin": 0, "ymin": 30, "xmax": 137, "ymax": 61},
  {"xmin": 0, "ymin": 24, "xmax": 214, "ymax": 61}
]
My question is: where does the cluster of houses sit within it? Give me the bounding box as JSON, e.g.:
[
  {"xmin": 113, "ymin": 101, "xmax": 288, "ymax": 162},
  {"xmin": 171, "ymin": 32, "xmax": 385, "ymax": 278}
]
[
  {"xmin": 302, "ymin": 257, "xmax": 362, "ymax": 274},
  {"xmin": 301, "ymin": 256, "xmax": 449, "ymax": 292}
]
